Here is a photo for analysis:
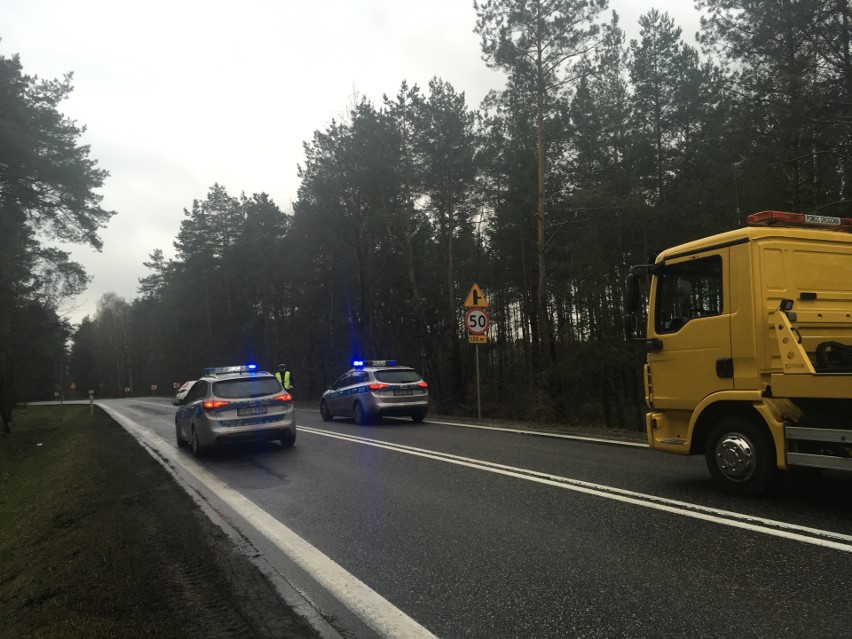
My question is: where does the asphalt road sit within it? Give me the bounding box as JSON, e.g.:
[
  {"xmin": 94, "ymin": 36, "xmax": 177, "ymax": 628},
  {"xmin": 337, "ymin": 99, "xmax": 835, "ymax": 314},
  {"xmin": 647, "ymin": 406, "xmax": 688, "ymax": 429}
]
[{"xmin": 100, "ymin": 398, "xmax": 852, "ymax": 639}]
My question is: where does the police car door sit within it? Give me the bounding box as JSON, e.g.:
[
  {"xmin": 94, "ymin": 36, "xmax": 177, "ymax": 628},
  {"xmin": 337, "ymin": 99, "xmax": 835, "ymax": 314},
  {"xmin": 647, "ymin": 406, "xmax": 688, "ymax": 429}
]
[
  {"xmin": 344, "ymin": 371, "xmax": 367, "ymax": 417},
  {"xmin": 646, "ymin": 250, "xmax": 733, "ymax": 411},
  {"xmin": 177, "ymin": 380, "xmax": 208, "ymax": 432},
  {"xmin": 329, "ymin": 372, "xmax": 351, "ymax": 415}
]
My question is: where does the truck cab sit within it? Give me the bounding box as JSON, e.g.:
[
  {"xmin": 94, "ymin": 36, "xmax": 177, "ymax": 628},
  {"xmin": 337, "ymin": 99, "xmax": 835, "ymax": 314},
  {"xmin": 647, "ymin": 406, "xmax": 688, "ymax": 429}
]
[{"xmin": 626, "ymin": 211, "xmax": 852, "ymax": 495}]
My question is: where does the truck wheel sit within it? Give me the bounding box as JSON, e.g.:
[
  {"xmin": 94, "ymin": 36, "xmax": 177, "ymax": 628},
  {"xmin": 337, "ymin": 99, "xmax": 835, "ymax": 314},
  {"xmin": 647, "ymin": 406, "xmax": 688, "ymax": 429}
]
[{"xmin": 705, "ymin": 417, "xmax": 774, "ymax": 496}]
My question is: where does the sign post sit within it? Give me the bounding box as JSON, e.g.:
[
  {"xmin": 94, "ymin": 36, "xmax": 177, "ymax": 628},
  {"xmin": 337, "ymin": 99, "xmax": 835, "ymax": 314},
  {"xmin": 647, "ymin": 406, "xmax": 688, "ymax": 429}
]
[{"xmin": 463, "ymin": 283, "xmax": 489, "ymax": 419}]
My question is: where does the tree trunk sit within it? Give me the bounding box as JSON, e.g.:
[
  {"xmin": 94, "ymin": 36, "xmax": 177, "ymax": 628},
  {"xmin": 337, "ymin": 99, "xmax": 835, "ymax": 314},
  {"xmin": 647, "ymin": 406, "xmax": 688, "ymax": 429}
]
[{"xmin": 536, "ymin": 80, "xmax": 552, "ymax": 366}]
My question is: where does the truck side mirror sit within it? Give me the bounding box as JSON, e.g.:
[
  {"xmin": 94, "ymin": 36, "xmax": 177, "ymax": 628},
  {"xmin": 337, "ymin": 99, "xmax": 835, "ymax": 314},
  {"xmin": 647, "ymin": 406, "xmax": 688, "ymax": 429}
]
[
  {"xmin": 623, "ymin": 313, "xmax": 636, "ymax": 339},
  {"xmin": 625, "ymin": 272, "xmax": 640, "ymax": 314},
  {"xmin": 624, "ymin": 272, "xmax": 640, "ymax": 339}
]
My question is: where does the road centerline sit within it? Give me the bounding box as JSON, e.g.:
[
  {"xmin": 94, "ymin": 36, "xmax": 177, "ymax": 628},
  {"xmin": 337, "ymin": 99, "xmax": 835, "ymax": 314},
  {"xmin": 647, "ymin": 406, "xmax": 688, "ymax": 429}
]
[{"xmin": 299, "ymin": 425, "xmax": 852, "ymax": 553}]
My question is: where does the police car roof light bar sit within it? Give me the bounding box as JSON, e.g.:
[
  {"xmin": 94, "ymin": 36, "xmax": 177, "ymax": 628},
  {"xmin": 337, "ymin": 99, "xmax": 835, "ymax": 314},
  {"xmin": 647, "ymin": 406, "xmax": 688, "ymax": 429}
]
[
  {"xmin": 202, "ymin": 364, "xmax": 261, "ymax": 375},
  {"xmin": 352, "ymin": 359, "xmax": 397, "ymax": 368}
]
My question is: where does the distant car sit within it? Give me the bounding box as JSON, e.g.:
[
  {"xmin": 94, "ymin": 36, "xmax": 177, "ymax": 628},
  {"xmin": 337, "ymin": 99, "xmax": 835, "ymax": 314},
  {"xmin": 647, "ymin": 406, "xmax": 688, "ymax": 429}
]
[
  {"xmin": 172, "ymin": 380, "xmax": 196, "ymax": 406},
  {"xmin": 174, "ymin": 364, "xmax": 296, "ymax": 456},
  {"xmin": 320, "ymin": 360, "xmax": 428, "ymax": 425}
]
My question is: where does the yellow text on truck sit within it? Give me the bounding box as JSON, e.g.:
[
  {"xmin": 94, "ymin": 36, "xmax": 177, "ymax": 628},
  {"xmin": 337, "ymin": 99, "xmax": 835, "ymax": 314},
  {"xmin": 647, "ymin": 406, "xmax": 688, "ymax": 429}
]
[{"xmin": 624, "ymin": 210, "xmax": 852, "ymax": 495}]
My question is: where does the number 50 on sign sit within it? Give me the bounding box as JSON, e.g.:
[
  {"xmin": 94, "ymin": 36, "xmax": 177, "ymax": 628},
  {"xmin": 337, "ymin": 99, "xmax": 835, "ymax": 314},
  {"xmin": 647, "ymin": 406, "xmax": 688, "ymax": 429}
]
[{"xmin": 465, "ymin": 308, "xmax": 490, "ymax": 335}]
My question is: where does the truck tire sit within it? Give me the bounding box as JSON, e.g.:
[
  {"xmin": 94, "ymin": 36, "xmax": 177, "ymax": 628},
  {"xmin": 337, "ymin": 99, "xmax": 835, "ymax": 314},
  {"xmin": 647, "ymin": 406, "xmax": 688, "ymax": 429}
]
[{"xmin": 705, "ymin": 417, "xmax": 774, "ymax": 496}]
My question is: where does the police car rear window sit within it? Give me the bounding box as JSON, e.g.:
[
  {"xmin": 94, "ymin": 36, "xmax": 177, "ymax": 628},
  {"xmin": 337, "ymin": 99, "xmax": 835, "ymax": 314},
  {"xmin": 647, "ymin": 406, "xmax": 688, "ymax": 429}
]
[
  {"xmin": 213, "ymin": 377, "xmax": 281, "ymax": 399},
  {"xmin": 374, "ymin": 369, "xmax": 421, "ymax": 383}
]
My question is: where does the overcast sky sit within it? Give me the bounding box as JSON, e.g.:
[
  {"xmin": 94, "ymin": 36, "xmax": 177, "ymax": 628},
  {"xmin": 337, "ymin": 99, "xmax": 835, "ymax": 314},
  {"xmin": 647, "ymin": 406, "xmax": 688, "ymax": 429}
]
[{"xmin": 1, "ymin": 0, "xmax": 702, "ymax": 325}]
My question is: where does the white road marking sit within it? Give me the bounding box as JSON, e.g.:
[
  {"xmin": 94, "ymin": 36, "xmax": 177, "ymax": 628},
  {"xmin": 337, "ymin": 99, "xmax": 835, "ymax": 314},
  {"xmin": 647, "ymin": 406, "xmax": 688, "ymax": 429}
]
[
  {"xmin": 99, "ymin": 404, "xmax": 438, "ymax": 639},
  {"xmin": 299, "ymin": 425, "xmax": 852, "ymax": 554},
  {"xmin": 427, "ymin": 418, "xmax": 649, "ymax": 447},
  {"xmin": 302, "ymin": 407, "xmax": 648, "ymax": 448}
]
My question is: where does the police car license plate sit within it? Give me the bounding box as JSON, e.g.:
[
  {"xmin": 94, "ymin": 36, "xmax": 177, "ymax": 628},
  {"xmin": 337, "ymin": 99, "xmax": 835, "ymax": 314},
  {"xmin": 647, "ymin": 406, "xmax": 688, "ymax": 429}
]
[
  {"xmin": 393, "ymin": 389, "xmax": 413, "ymax": 396},
  {"xmin": 237, "ymin": 405, "xmax": 267, "ymax": 416}
]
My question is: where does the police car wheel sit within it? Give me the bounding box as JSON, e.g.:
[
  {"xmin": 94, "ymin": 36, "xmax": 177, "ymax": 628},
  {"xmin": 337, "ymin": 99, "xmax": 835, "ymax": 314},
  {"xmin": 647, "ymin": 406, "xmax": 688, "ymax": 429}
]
[
  {"xmin": 281, "ymin": 430, "xmax": 296, "ymax": 448},
  {"xmin": 191, "ymin": 426, "xmax": 205, "ymax": 458},
  {"xmin": 320, "ymin": 400, "xmax": 332, "ymax": 422},
  {"xmin": 411, "ymin": 409, "xmax": 426, "ymax": 423},
  {"xmin": 354, "ymin": 402, "xmax": 370, "ymax": 425},
  {"xmin": 175, "ymin": 420, "xmax": 188, "ymax": 448}
]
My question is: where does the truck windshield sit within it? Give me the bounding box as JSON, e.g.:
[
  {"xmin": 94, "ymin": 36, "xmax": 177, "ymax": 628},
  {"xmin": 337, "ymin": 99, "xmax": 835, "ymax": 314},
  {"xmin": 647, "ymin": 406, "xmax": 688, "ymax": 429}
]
[{"xmin": 655, "ymin": 255, "xmax": 723, "ymax": 333}]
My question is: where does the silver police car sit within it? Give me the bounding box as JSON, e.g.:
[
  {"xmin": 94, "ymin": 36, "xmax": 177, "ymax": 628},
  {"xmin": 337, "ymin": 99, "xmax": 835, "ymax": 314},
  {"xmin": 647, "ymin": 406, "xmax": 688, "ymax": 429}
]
[
  {"xmin": 320, "ymin": 360, "xmax": 429, "ymax": 424},
  {"xmin": 174, "ymin": 364, "xmax": 296, "ymax": 456},
  {"xmin": 172, "ymin": 379, "xmax": 196, "ymax": 406}
]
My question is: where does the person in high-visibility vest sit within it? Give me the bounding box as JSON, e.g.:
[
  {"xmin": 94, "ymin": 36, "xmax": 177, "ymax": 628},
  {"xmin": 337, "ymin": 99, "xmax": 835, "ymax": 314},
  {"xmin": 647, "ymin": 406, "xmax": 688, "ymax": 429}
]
[{"xmin": 275, "ymin": 364, "xmax": 293, "ymax": 391}]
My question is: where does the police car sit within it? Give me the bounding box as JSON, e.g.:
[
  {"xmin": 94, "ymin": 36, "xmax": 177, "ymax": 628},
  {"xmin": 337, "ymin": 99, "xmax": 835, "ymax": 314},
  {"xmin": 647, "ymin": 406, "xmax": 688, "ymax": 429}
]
[
  {"xmin": 320, "ymin": 360, "xmax": 429, "ymax": 425},
  {"xmin": 172, "ymin": 379, "xmax": 196, "ymax": 406},
  {"xmin": 174, "ymin": 364, "xmax": 296, "ymax": 456}
]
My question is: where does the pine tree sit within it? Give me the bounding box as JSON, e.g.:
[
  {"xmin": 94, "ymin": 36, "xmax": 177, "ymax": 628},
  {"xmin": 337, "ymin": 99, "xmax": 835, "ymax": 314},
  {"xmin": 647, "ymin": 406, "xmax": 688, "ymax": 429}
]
[{"xmin": 475, "ymin": 0, "xmax": 608, "ymax": 364}]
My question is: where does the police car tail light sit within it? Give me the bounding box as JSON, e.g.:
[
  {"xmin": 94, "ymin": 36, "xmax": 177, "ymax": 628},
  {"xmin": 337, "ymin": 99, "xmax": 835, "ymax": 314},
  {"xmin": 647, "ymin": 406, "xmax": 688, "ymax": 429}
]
[
  {"xmin": 271, "ymin": 393, "xmax": 292, "ymax": 403},
  {"xmin": 368, "ymin": 383, "xmax": 389, "ymax": 391},
  {"xmin": 416, "ymin": 381, "xmax": 428, "ymax": 388},
  {"xmin": 202, "ymin": 400, "xmax": 230, "ymax": 411}
]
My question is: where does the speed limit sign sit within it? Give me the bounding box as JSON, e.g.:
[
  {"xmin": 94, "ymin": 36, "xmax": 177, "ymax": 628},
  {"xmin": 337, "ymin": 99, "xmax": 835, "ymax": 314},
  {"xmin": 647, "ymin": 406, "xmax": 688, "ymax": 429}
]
[{"xmin": 465, "ymin": 308, "xmax": 490, "ymax": 335}]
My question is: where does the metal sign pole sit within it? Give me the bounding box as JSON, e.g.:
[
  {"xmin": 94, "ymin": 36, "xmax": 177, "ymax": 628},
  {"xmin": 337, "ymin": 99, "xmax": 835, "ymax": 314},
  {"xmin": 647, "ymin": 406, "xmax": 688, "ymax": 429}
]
[
  {"xmin": 463, "ymin": 282, "xmax": 489, "ymax": 422},
  {"xmin": 476, "ymin": 344, "xmax": 481, "ymax": 419}
]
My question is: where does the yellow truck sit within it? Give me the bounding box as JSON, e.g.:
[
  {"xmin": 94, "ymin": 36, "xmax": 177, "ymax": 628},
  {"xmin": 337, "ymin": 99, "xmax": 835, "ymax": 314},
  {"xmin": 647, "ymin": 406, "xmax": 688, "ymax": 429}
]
[{"xmin": 625, "ymin": 210, "xmax": 852, "ymax": 495}]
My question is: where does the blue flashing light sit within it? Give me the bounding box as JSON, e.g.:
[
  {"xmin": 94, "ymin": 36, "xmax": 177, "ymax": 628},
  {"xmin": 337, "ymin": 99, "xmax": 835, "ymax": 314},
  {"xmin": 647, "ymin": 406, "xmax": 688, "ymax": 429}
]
[
  {"xmin": 352, "ymin": 359, "xmax": 398, "ymax": 368},
  {"xmin": 203, "ymin": 364, "xmax": 261, "ymax": 376}
]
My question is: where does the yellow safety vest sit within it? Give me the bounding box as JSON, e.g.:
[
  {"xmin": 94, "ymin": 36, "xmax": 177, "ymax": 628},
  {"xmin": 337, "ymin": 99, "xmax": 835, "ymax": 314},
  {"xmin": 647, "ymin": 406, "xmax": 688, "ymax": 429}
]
[{"xmin": 276, "ymin": 370, "xmax": 292, "ymax": 390}]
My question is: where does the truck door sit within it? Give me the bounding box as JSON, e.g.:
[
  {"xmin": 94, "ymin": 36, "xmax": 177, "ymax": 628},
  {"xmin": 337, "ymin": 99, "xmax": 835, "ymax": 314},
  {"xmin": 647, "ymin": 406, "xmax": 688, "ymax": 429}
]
[{"xmin": 647, "ymin": 251, "xmax": 733, "ymax": 410}]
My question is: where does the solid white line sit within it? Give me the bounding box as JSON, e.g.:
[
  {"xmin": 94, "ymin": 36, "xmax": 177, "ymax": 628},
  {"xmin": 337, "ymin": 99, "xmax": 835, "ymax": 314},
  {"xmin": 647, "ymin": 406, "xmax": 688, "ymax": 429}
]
[
  {"xmin": 299, "ymin": 425, "xmax": 852, "ymax": 553},
  {"xmin": 427, "ymin": 418, "xmax": 649, "ymax": 447},
  {"xmin": 99, "ymin": 404, "xmax": 437, "ymax": 639},
  {"xmin": 300, "ymin": 407, "xmax": 648, "ymax": 448}
]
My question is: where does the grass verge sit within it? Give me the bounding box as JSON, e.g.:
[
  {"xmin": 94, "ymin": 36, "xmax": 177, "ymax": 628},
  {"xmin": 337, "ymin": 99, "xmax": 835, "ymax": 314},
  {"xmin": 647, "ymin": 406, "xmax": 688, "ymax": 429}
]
[{"xmin": 0, "ymin": 404, "xmax": 319, "ymax": 639}]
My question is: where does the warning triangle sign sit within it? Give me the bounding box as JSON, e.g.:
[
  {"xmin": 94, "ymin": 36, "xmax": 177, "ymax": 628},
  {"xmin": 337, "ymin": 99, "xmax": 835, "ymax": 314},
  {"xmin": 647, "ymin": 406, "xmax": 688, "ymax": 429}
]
[{"xmin": 463, "ymin": 283, "xmax": 488, "ymax": 307}]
